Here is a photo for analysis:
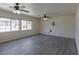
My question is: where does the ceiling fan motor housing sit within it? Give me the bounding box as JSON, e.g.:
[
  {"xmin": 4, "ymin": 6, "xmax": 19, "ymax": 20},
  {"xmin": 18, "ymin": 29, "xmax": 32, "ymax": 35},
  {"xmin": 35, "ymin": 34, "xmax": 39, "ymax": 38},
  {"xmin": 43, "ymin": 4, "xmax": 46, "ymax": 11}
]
[
  {"xmin": 14, "ymin": 3, "xmax": 20, "ymax": 10},
  {"xmin": 14, "ymin": 6, "xmax": 19, "ymax": 10},
  {"xmin": 44, "ymin": 14, "xmax": 47, "ymax": 18}
]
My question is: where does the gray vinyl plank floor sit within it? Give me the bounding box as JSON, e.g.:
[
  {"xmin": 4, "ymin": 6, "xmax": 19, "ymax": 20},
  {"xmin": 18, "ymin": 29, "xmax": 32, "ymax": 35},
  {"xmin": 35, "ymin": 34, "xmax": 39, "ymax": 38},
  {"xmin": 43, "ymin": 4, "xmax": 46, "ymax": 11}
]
[{"xmin": 0, "ymin": 34, "xmax": 78, "ymax": 55}]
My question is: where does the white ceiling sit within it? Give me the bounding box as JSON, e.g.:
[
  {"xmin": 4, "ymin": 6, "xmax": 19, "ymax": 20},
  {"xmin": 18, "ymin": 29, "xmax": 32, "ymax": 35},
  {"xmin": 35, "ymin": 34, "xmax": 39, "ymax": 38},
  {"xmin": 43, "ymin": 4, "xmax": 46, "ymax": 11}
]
[{"xmin": 0, "ymin": 3, "xmax": 78, "ymax": 18}]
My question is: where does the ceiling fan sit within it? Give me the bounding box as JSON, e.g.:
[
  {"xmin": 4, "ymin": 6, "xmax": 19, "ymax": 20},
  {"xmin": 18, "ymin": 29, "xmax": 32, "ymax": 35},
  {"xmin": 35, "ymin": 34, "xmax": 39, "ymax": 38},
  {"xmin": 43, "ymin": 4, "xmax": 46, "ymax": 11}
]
[
  {"xmin": 6, "ymin": 3, "xmax": 30, "ymax": 14},
  {"xmin": 42, "ymin": 13, "xmax": 51, "ymax": 20}
]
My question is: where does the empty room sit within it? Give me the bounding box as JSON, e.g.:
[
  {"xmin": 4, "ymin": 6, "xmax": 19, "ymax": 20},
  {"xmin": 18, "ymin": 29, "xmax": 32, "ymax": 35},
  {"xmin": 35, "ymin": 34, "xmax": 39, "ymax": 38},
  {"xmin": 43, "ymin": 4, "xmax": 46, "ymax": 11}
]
[{"xmin": 0, "ymin": 3, "xmax": 79, "ymax": 55}]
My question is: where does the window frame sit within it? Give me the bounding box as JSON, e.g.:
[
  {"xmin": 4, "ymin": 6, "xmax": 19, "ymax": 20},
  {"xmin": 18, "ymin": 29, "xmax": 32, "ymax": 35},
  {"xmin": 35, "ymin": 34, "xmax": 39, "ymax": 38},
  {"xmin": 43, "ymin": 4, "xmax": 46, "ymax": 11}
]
[
  {"xmin": 11, "ymin": 19, "xmax": 20, "ymax": 31},
  {"xmin": 21, "ymin": 20, "xmax": 27, "ymax": 31},
  {"xmin": 0, "ymin": 18, "xmax": 11, "ymax": 32},
  {"xmin": 0, "ymin": 17, "xmax": 32, "ymax": 33},
  {"xmin": 26, "ymin": 21, "xmax": 32, "ymax": 30}
]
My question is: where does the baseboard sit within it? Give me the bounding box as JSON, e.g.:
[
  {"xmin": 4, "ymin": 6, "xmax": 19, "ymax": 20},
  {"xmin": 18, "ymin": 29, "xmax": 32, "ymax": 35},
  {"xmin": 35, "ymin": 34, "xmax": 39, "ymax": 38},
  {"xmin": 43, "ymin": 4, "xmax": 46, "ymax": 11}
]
[
  {"xmin": 0, "ymin": 33, "xmax": 40, "ymax": 44},
  {"xmin": 40, "ymin": 33, "xmax": 75, "ymax": 39},
  {"xmin": 0, "ymin": 33, "xmax": 74, "ymax": 44}
]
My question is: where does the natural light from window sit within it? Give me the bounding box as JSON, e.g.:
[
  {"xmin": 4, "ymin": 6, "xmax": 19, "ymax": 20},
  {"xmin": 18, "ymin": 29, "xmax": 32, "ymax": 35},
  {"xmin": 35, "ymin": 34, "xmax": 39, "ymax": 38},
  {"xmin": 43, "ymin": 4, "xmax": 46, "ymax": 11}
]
[
  {"xmin": 11, "ymin": 20, "xmax": 19, "ymax": 31},
  {"xmin": 0, "ymin": 18, "xmax": 32, "ymax": 32}
]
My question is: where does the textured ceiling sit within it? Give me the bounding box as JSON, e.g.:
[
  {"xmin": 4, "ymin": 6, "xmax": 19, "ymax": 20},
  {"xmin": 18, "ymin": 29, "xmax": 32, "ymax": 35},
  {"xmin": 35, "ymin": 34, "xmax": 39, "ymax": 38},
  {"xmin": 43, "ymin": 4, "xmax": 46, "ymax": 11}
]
[{"xmin": 0, "ymin": 3, "xmax": 78, "ymax": 18}]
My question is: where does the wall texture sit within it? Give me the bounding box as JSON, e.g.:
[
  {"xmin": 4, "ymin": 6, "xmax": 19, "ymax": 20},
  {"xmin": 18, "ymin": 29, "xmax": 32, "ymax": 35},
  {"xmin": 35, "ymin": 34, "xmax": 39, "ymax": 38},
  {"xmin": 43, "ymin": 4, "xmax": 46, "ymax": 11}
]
[
  {"xmin": 0, "ymin": 9, "xmax": 40, "ymax": 43},
  {"xmin": 40, "ymin": 16, "xmax": 75, "ymax": 38},
  {"xmin": 0, "ymin": 9, "xmax": 76, "ymax": 43},
  {"xmin": 75, "ymin": 5, "xmax": 79, "ymax": 54}
]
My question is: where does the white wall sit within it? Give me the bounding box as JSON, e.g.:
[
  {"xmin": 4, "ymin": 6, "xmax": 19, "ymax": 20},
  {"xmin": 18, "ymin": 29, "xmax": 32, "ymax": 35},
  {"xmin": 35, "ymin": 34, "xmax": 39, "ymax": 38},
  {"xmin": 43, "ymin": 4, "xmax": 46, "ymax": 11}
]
[
  {"xmin": 40, "ymin": 16, "xmax": 75, "ymax": 38},
  {"xmin": 75, "ymin": 5, "xmax": 79, "ymax": 54},
  {"xmin": 0, "ymin": 9, "xmax": 40, "ymax": 43}
]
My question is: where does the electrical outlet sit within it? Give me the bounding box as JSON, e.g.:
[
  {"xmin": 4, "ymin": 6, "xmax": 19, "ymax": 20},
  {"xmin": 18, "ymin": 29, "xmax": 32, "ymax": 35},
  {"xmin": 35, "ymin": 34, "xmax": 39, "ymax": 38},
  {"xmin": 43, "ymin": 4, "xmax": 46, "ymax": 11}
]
[{"xmin": 50, "ymin": 30, "xmax": 52, "ymax": 32}]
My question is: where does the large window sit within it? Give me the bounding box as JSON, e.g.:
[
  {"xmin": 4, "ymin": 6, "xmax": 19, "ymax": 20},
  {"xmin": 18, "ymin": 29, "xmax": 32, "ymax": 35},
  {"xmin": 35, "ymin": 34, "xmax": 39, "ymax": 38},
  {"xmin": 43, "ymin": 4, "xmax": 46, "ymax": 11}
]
[
  {"xmin": 21, "ymin": 20, "xmax": 27, "ymax": 30},
  {"xmin": 26, "ymin": 21, "xmax": 32, "ymax": 30},
  {"xmin": 11, "ymin": 20, "xmax": 19, "ymax": 31},
  {"xmin": 5, "ymin": 19, "xmax": 11, "ymax": 32},
  {"xmin": 0, "ymin": 18, "xmax": 32, "ymax": 32},
  {"xmin": 21, "ymin": 20, "xmax": 32, "ymax": 30},
  {"xmin": 0, "ymin": 18, "xmax": 10, "ymax": 32}
]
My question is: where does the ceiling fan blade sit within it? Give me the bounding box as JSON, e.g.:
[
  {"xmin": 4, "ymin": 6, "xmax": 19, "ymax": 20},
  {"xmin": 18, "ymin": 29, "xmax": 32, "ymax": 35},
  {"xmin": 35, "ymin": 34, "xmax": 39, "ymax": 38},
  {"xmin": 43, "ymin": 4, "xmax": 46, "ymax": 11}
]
[
  {"xmin": 47, "ymin": 16, "xmax": 51, "ymax": 18},
  {"xmin": 20, "ymin": 6, "xmax": 26, "ymax": 8},
  {"xmin": 5, "ymin": 3, "xmax": 14, "ymax": 8},
  {"xmin": 20, "ymin": 9, "xmax": 30, "ymax": 13}
]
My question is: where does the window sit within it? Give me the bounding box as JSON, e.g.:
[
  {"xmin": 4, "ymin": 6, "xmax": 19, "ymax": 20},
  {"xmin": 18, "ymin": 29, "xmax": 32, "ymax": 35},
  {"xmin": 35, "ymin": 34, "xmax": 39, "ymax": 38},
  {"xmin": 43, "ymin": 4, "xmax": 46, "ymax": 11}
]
[
  {"xmin": 21, "ymin": 20, "xmax": 27, "ymax": 30},
  {"xmin": 0, "ymin": 18, "xmax": 5, "ymax": 32},
  {"xmin": 0, "ymin": 18, "xmax": 11, "ymax": 32},
  {"xmin": 5, "ymin": 19, "xmax": 11, "ymax": 32},
  {"xmin": 0, "ymin": 18, "xmax": 32, "ymax": 32},
  {"xmin": 11, "ymin": 20, "xmax": 19, "ymax": 31},
  {"xmin": 26, "ymin": 21, "xmax": 32, "ymax": 30},
  {"xmin": 21, "ymin": 20, "xmax": 32, "ymax": 30}
]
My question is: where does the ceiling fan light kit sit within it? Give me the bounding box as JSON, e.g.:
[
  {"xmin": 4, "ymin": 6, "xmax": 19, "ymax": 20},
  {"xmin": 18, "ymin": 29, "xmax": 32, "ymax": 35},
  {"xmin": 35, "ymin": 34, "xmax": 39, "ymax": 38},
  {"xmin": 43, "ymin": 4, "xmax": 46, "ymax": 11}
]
[
  {"xmin": 43, "ymin": 14, "xmax": 47, "ymax": 20},
  {"xmin": 13, "ymin": 10, "xmax": 16, "ymax": 13},
  {"xmin": 43, "ymin": 18, "xmax": 47, "ymax": 20},
  {"xmin": 13, "ymin": 10, "xmax": 20, "ymax": 14}
]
